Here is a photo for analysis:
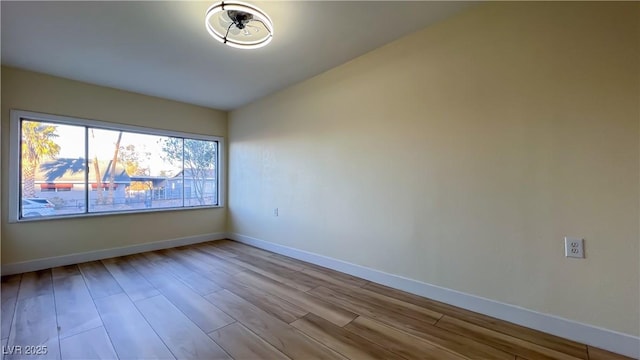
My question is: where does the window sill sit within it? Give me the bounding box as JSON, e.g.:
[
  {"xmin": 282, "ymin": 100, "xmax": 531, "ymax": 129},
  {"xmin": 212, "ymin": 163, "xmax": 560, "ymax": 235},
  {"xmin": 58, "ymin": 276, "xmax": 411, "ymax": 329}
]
[{"xmin": 10, "ymin": 205, "xmax": 225, "ymax": 224}]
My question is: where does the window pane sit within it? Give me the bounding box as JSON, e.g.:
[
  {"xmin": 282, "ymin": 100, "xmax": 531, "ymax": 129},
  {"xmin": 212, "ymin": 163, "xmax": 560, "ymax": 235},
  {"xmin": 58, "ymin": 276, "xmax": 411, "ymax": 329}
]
[
  {"xmin": 88, "ymin": 128, "xmax": 183, "ymax": 213},
  {"xmin": 20, "ymin": 120, "xmax": 86, "ymax": 218},
  {"xmin": 182, "ymin": 139, "xmax": 217, "ymax": 206},
  {"xmin": 13, "ymin": 110, "xmax": 221, "ymax": 222}
]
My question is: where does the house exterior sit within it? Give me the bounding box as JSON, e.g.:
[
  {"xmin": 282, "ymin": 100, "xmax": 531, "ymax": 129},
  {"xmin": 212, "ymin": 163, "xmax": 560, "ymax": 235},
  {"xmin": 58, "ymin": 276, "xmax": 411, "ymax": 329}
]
[
  {"xmin": 27, "ymin": 158, "xmax": 131, "ymax": 210},
  {"xmin": 166, "ymin": 168, "xmax": 217, "ymax": 206},
  {"xmin": 28, "ymin": 159, "xmax": 217, "ymax": 212}
]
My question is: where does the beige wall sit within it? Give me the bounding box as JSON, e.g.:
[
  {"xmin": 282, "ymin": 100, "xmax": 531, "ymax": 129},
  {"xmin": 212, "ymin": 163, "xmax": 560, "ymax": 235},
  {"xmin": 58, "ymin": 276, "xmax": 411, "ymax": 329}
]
[
  {"xmin": 229, "ymin": 2, "xmax": 640, "ymax": 336},
  {"xmin": 1, "ymin": 66, "xmax": 227, "ymax": 265}
]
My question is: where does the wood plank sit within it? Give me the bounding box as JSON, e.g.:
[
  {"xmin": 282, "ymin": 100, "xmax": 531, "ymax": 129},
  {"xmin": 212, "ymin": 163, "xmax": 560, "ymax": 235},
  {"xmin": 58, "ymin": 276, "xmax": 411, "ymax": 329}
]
[
  {"xmin": 222, "ymin": 241, "xmax": 277, "ymax": 258},
  {"xmin": 214, "ymin": 275, "xmax": 308, "ymax": 324},
  {"xmin": 223, "ymin": 247, "xmax": 305, "ymax": 272},
  {"xmin": 308, "ymin": 286, "xmax": 441, "ymax": 332},
  {"xmin": 102, "ymin": 257, "xmax": 160, "ymax": 301},
  {"xmin": 180, "ymin": 248, "xmax": 247, "ymax": 275},
  {"xmin": 185, "ymin": 248, "xmax": 249, "ymax": 277},
  {"xmin": 209, "ymin": 322, "xmax": 289, "ymax": 360},
  {"xmin": 167, "ymin": 267, "xmax": 223, "ymax": 296},
  {"xmin": 310, "ymin": 286, "xmax": 511, "ymax": 359},
  {"xmin": 269, "ymin": 253, "xmax": 322, "ymax": 269},
  {"xmin": 225, "ymin": 256, "xmax": 316, "ymax": 292},
  {"xmin": 291, "ymin": 313, "xmax": 399, "ymax": 359},
  {"xmin": 51, "ymin": 265, "xmax": 81, "ymax": 280},
  {"xmin": 124, "ymin": 253, "xmax": 175, "ymax": 286},
  {"xmin": 94, "ymin": 293, "xmax": 174, "ymax": 359},
  {"xmin": 17, "ymin": 270, "xmax": 52, "ymax": 300},
  {"xmin": 205, "ymin": 290, "xmax": 345, "ymax": 360},
  {"xmin": 399, "ymin": 321, "xmax": 515, "ymax": 360},
  {"xmin": 52, "ymin": 272, "xmax": 102, "ymax": 339},
  {"xmin": 363, "ymin": 282, "xmax": 500, "ymax": 320},
  {"xmin": 160, "ymin": 248, "xmax": 223, "ymax": 274},
  {"xmin": 317, "ymin": 282, "xmax": 442, "ymax": 322},
  {"xmin": 235, "ymin": 271, "xmax": 357, "ymax": 327},
  {"xmin": 196, "ymin": 243, "xmax": 239, "ymax": 259},
  {"xmin": 363, "ymin": 282, "xmax": 587, "ymax": 359},
  {"xmin": 436, "ymin": 316, "xmax": 583, "ymax": 360},
  {"xmin": 196, "ymin": 243, "xmax": 297, "ymax": 278},
  {"xmin": 142, "ymin": 250, "xmax": 302, "ymax": 327},
  {"xmin": 204, "ymin": 241, "xmax": 246, "ymax": 255},
  {"xmin": 251, "ymin": 262, "xmax": 332, "ymax": 292},
  {"xmin": 78, "ymin": 261, "xmax": 123, "ymax": 300},
  {"xmin": 454, "ymin": 314, "xmax": 587, "ymax": 360},
  {"xmin": 165, "ymin": 248, "xmax": 245, "ymax": 278},
  {"xmin": 156, "ymin": 280, "xmax": 235, "ymax": 333},
  {"xmin": 300, "ymin": 267, "xmax": 368, "ymax": 289},
  {"xmin": 1, "ymin": 275, "xmax": 21, "ymax": 340},
  {"xmin": 122, "ymin": 254, "xmax": 234, "ymax": 333},
  {"xmin": 344, "ymin": 316, "xmax": 465, "ymax": 360},
  {"xmin": 136, "ymin": 295, "xmax": 231, "ymax": 360},
  {"xmin": 362, "ymin": 282, "xmax": 495, "ymax": 323},
  {"xmin": 341, "ymin": 306, "xmax": 513, "ymax": 359},
  {"xmin": 2, "ymin": 275, "xmax": 22, "ymax": 300},
  {"xmin": 128, "ymin": 252, "xmax": 212, "ymax": 291},
  {"xmin": 234, "ymin": 253, "xmax": 302, "ymax": 276},
  {"xmin": 7, "ymin": 294, "xmax": 60, "ymax": 360},
  {"xmin": 346, "ymin": 284, "xmax": 444, "ymax": 321},
  {"xmin": 144, "ymin": 251, "xmax": 222, "ymax": 295},
  {"xmin": 269, "ymin": 253, "xmax": 369, "ymax": 287},
  {"xmin": 587, "ymin": 346, "xmax": 635, "ymax": 360},
  {"xmin": 139, "ymin": 250, "xmax": 165, "ymax": 262},
  {"xmin": 59, "ymin": 326, "xmax": 117, "ymax": 360}
]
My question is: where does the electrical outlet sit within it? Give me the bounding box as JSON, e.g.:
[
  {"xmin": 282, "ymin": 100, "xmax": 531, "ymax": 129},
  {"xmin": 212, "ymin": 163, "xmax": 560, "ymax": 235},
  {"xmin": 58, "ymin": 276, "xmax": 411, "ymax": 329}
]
[
  {"xmin": 273, "ymin": 208, "xmax": 278, "ymax": 217},
  {"xmin": 564, "ymin": 237, "xmax": 584, "ymax": 258}
]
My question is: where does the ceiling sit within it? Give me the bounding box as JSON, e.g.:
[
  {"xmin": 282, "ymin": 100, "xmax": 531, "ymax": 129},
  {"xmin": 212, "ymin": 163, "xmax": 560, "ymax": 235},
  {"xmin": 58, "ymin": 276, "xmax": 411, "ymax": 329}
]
[{"xmin": 1, "ymin": 1, "xmax": 473, "ymax": 110}]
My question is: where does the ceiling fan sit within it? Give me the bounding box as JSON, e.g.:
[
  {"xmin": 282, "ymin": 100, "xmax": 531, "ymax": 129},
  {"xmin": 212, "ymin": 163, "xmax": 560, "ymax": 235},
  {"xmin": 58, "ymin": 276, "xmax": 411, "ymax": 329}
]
[
  {"xmin": 205, "ymin": 1, "xmax": 274, "ymax": 50},
  {"xmin": 220, "ymin": 10, "xmax": 260, "ymax": 37}
]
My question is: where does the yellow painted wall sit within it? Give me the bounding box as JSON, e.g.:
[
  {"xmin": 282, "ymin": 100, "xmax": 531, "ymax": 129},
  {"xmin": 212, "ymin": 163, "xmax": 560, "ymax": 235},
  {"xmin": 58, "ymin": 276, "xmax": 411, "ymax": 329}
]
[
  {"xmin": 1, "ymin": 66, "xmax": 227, "ymax": 264},
  {"xmin": 229, "ymin": 2, "xmax": 640, "ymax": 336}
]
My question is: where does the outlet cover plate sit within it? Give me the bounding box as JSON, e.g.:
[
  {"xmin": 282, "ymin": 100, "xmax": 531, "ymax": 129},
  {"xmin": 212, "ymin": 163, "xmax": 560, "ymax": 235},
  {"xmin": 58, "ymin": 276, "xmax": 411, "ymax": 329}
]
[{"xmin": 564, "ymin": 237, "xmax": 584, "ymax": 259}]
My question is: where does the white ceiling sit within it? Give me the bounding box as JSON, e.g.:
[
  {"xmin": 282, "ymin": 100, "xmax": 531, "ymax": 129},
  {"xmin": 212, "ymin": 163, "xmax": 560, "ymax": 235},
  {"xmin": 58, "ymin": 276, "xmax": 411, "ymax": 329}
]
[{"xmin": 1, "ymin": 1, "xmax": 473, "ymax": 110}]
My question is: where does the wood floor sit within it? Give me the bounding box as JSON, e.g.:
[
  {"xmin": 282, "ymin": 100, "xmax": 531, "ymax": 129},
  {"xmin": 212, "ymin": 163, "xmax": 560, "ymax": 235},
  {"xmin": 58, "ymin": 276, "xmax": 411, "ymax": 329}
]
[{"xmin": 0, "ymin": 240, "xmax": 631, "ymax": 360}]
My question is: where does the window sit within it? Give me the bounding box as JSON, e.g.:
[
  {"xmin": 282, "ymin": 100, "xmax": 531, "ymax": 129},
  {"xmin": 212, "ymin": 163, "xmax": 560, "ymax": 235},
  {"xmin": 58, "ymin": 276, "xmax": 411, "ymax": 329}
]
[{"xmin": 9, "ymin": 110, "xmax": 224, "ymax": 222}]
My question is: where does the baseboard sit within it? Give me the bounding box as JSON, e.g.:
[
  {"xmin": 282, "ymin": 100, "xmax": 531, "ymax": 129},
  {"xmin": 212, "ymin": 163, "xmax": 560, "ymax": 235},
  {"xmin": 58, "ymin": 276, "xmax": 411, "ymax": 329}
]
[
  {"xmin": 227, "ymin": 232, "xmax": 640, "ymax": 359},
  {"xmin": 1, "ymin": 232, "xmax": 227, "ymax": 275}
]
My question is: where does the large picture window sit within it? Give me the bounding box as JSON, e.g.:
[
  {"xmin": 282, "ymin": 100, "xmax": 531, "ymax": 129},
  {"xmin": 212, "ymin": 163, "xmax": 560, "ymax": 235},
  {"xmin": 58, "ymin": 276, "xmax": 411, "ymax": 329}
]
[{"xmin": 10, "ymin": 110, "xmax": 223, "ymax": 222}]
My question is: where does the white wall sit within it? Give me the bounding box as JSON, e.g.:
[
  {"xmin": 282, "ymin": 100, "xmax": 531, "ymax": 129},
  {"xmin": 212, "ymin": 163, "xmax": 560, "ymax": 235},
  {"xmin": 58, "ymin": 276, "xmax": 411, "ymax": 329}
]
[
  {"xmin": 229, "ymin": 2, "xmax": 640, "ymax": 338},
  {"xmin": 1, "ymin": 66, "xmax": 227, "ymax": 265}
]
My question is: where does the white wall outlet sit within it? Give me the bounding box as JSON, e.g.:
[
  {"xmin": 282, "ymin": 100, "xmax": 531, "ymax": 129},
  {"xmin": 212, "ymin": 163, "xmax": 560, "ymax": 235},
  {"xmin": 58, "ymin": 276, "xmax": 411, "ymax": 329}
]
[
  {"xmin": 564, "ymin": 237, "xmax": 584, "ymax": 258},
  {"xmin": 273, "ymin": 208, "xmax": 279, "ymax": 217}
]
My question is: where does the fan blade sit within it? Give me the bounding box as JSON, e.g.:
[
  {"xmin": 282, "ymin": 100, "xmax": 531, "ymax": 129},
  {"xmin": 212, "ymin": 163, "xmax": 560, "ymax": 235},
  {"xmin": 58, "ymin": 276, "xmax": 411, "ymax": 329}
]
[
  {"xmin": 245, "ymin": 24, "xmax": 261, "ymax": 33},
  {"xmin": 218, "ymin": 18, "xmax": 232, "ymax": 28},
  {"xmin": 218, "ymin": 12, "xmax": 233, "ymax": 28}
]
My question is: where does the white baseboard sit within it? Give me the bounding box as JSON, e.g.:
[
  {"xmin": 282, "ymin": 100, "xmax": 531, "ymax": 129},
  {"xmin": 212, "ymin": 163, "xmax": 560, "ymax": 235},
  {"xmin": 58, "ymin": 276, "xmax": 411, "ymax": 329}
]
[
  {"xmin": 1, "ymin": 232, "xmax": 227, "ymax": 275},
  {"xmin": 227, "ymin": 232, "xmax": 640, "ymax": 359}
]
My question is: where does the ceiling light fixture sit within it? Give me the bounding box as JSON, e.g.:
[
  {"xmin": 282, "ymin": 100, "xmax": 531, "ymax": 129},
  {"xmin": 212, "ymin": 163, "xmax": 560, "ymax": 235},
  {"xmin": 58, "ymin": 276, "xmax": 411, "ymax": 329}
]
[{"xmin": 205, "ymin": 1, "xmax": 274, "ymax": 50}]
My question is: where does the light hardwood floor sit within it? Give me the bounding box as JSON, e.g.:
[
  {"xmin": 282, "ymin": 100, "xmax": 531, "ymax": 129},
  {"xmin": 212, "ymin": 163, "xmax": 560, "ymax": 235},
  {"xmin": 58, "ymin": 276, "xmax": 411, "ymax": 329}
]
[{"xmin": 0, "ymin": 240, "xmax": 632, "ymax": 360}]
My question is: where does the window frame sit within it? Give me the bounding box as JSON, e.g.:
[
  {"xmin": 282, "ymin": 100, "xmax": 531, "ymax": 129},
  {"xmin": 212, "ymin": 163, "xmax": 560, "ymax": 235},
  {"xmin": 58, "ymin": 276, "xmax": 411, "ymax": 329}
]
[{"xmin": 9, "ymin": 109, "xmax": 225, "ymax": 223}]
